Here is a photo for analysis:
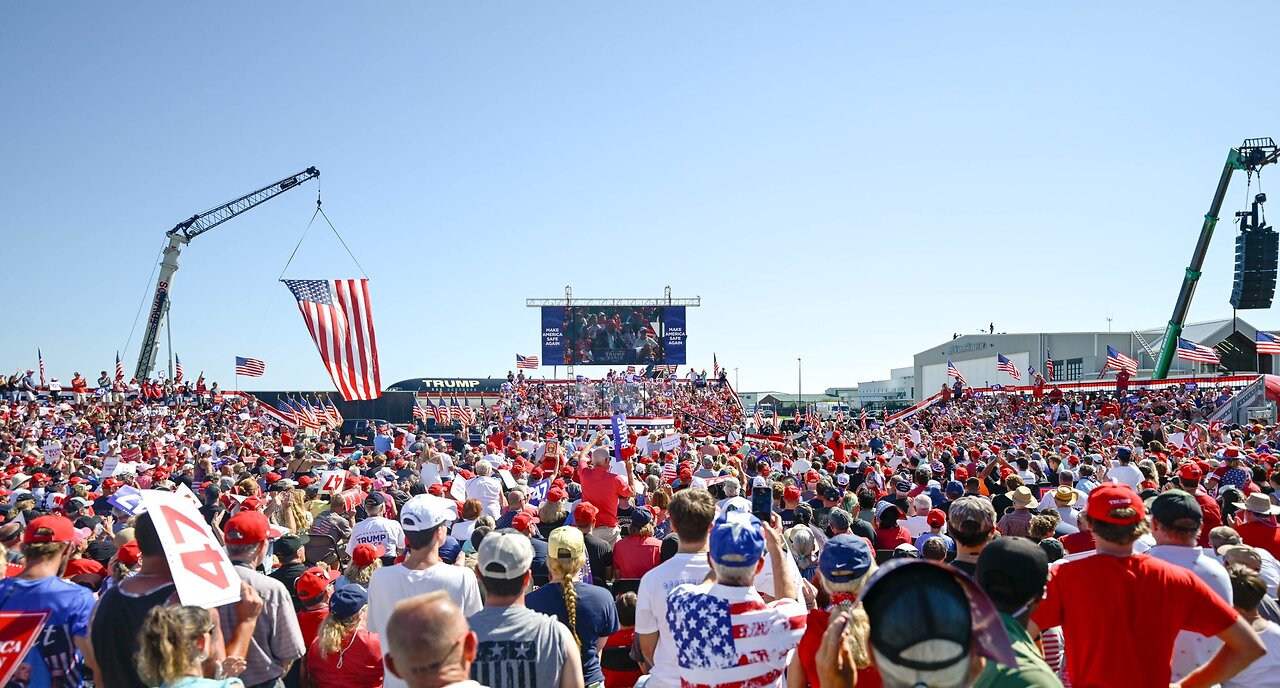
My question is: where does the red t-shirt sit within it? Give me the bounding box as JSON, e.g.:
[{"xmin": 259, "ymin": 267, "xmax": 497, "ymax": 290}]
[
  {"xmin": 612, "ymin": 535, "xmax": 663, "ymax": 579},
  {"xmin": 1059, "ymin": 530, "xmax": 1095, "ymax": 554},
  {"xmin": 1032, "ymin": 553, "xmax": 1238, "ymax": 687},
  {"xmin": 306, "ymin": 628, "xmax": 384, "ymax": 688},
  {"xmin": 873, "ymin": 526, "xmax": 911, "ymax": 551},
  {"xmin": 296, "ymin": 607, "xmax": 329, "ymax": 650},
  {"xmin": 579, "ymin": 465, "xmax": 632, "ymax": 528},
  {"xmin": 601, "ymin": 627, "xmax": 644, "ymax": 688},
  {"xmin": 1193, "ymin": 491, "xmax": 1223, "ymax": 548},
  {"xmin": 797, "ymin": 608, "xmax": 881, "ymax": 688},
  {"xmin": 1236, "ymin": 520, "xmax": 1280, "ymax": 559}
]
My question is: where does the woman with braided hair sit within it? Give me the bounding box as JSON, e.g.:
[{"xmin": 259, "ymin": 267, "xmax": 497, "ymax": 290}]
[
  {"xmin": 790, "ymin": 534, "xmax": 882, "ymax": 688},
  {"xmin": 527, "ymin": 526, "xmax": 620, "ymax": 688}
]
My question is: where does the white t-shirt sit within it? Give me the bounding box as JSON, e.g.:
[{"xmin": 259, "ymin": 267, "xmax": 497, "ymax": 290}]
[
  {"xmin": 419, "ymin": 454, "xmax": 453, "ymax": 487},
  {"xmin": 1108, "ymin": 463, "xmax": 1144, "ymax": 491},
  {"xmin": 466, "ymin": 476, "xmax": 503, "ymax": 520},
  {"xmin": 1224, "ymin": 620, "xmax": 1280, "ymax": 688},
  {"xmin": 1147, "ymin": 544, "xmax": 1232, "ymax": 683},
  {"xmin": 635, "ymin": 552, "xmax": 713, "ymax": 688},
  {"xmin": 367, "ymin": 561, "xmax": 483, "ymax": 688},
  {"xmin": 346, "ymin": 516, "xmax": 406, "ymax": 556},
  {"xmin": 902, "ymin": 515, "xmax": 932, "ymax": 539}
]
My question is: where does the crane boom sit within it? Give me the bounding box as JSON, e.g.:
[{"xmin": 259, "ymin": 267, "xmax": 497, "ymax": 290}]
[
  {"xmin": 1153, "ymin": 140, "xmax": 1277, "ymax": 379},
  {"xmin": 134, "ymin": 167, "xmax": 320, "ymax": 380}
]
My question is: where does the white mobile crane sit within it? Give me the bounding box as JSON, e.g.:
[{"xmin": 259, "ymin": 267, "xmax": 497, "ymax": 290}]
[{"xmin": 134, "ymin": 167, "xmax": 320, "ymax": 380}]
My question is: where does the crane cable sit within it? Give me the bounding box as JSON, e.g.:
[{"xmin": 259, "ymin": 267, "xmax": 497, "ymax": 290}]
[
  {"xmin": 123, "ymin": 245, "xmax": 166, "ymax": 360},
  {"xmin": 278, "ymin": 181, "xmax": 368, "ymax": 279}
]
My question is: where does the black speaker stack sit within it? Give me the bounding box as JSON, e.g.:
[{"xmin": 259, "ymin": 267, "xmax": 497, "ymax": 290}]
[{"xmin": 1231, "ymin": 193, "xmax": 1278, "ymax": 310}]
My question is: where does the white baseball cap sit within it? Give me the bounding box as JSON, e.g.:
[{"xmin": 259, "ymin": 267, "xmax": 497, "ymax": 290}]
[{"xmin": 399, "ymin": 495, "xmax": 458, "ymax": 532}]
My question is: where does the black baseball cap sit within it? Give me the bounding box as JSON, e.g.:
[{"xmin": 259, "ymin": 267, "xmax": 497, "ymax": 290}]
[
  {"xmin": 274, "ymin": 533, "xmax": 310, "ymax": 556},
  {"xmin": 858, "ymin": 559, "xmax": 1017, "ymax": 672},
  {"xmin": 364, "ymin": 492, "xmax": 387, "ymax": 507},
  {"xmin": 976, "ymin": 536, "xmax": 1049, "ymax": 615},
  {"xmin": 1150, "ymin": 490, "xmax": 1202, "ymax": 530}
]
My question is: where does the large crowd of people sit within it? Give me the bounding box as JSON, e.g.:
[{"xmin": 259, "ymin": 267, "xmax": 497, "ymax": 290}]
[{"xmin": 4, "ymin": 371, "xmax": 1280, "ymax": 687}]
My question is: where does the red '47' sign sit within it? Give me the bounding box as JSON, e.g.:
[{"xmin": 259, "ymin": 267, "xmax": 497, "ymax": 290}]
[
  {"xmin": 140, "ymin": 490, "xmax": 242, "ymax": 608},
  {"xmin": 0, "ymin": 611, "xmax": 48, "ymax": 687}
]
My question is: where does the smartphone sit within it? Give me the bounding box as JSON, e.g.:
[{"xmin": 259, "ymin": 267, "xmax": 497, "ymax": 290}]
[{"xmin": 751, "ymin": 487, "xmax": 773, "ymax": 522}]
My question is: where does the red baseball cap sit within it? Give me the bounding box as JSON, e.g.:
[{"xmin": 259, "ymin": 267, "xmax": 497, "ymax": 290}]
[
  {"xmin": 512, "ymin": 512, "xmax": 539, "ymax": 532},
  {"xmin": 351, "ymin": 543, "xmax": 387, "ymax": 569},
  {"xmin": 573, "ymin": 502, "xmax": 598, "ymax": 525},
  {"xmin": 1086, "ymin": 483, "xmax": 1145, "ymax": 525},
  {"xmin": 783, "ymin": 485, "xmax": 801, "ymax": 502},
  {"xmin": 223, "ymin": 511, "xmax": 269, "ymax": 545},
  {"xmin": 24, "ymin": 515, "xmax": 75, "ymax": 544},
  {"xmin": 116, "ymin": 540, "xmax": 142, "ymax": 566},
  {"xmin": 926, "ymin": 509, "xmax": 947, "ymax": 529},
  {"xmin": 64, "ymin": 557, "xmax": 107, "ymax": 578},
  {"xmin": 295, "ymin": 566, "xmax": 339, "ymax": 601},
  {"xmin": 1177, "ymin": 462, "xmax": 1204, "ymax": 482}
]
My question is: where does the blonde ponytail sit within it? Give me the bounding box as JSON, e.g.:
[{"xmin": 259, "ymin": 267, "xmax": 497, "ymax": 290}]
[{"xmin": 547, "ymin": 551, "xmax": 586, "ymax": 647}]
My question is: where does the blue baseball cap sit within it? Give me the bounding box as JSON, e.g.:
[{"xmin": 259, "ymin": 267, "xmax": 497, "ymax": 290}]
[
  {"xmin": 709, "ymin": 511, "xmax": 765, "ymax": 566},
  {"xmin": 819, "ymin": 534, "xmax": 873, "ymax": 583},
  {"xmin": 944, "ymin": 480, "xmax": 964, "ymax": 497},
  {"xmin": 330, "ymin": 585, "xmax": 368, "ymax": 619}
]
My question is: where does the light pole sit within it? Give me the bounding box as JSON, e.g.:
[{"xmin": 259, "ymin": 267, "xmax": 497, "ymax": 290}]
[
  {"xmin": 734, "ymin": 367, "xmax": 739, "ymax": 390},
  {"xmin": 797, "ymin": 358, "xmax": 802, "ymax": 419}
]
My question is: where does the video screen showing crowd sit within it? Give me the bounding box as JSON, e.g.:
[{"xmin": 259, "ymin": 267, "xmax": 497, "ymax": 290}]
[{"xmin": 3, "ymin": 366, "xmax": 1280, "ymax": 688}]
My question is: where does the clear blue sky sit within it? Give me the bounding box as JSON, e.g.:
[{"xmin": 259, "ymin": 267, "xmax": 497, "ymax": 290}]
[{"xmin": 4, "ymin": 2, "xmax": 1280, "ymax": 394}]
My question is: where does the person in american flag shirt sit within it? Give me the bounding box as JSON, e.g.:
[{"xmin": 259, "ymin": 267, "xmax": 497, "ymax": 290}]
[{"xmin": 663, "ymin": 510, "xmax": 807, "ymax": 688}]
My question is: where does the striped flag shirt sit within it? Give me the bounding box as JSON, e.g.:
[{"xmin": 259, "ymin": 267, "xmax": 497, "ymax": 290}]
[
  {"xmin": 666, "ymin": 579, "xmax": 807, "ymax": 688},
  {"xmin": 1176, "ymin": 338, "xmax": 1221, "ymax": 365},
  {"xmin": 234, "ymin": 356, "xmax": 265, "ymax": 377},
  {"xmin": 516, "ymin": 354, "xmax": 539, "ymax": 369},
  {"xmin": 1045, "ymin": 352, "xmax": 1055, "ymax": 380},
  {"xmin": 946, "ymin": 360, "xmax": 967, "ymax": 386},
  {"xmin": 1258, "ymin": 331, "xmax": 1280, "ymax": 355},
  {"xmin": 1105, "ymin": 345, "xmax": 1139, "ymax": 375},
  {"xmin": 996, "ymin": 354, "xmax": 1021, "ymax": 380},
  {"xmin": 283, "ymin": 279, "xmax": 382, "ymax": 401}
]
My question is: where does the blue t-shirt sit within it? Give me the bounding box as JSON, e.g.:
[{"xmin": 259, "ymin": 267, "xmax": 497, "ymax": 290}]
[
  {"xmin": 914, "ymin": 532, "xmax": 955, "ymax": 553},
  {"xmin": 0, "ymin": 576, "xmax": 96, "ymax": 688},
  {"xmin": 526, "ymin": 581, "xmax": 619, "ymax": 686}
]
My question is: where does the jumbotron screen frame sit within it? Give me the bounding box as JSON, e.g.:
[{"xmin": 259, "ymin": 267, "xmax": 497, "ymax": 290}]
[{"xmin": 541, "ymin": 305, "xmax": 686, "ymax": 366}]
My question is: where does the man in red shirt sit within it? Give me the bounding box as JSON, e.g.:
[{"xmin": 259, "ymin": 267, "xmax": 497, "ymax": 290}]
[
  {"xmin": 1231, "ymin": 493, "xmax": 1280, "ymax": 559},
  {"xmin": 577, "ymin": 434, "xmax": 633, "ymax": 546},
  {"xmin": 294, "ymin": 566, "xmax": 339, "ymax": 649},
  {"xmin": 1174, "ymin": 461, "xmax": 1224, "ymax": 548},
  {"xmin": 1032, "ymin": 483, "xmax": 1264, "ymax": 686}
]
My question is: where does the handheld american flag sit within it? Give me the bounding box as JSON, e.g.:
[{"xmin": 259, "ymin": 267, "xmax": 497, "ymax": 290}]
[
  {"xmin": 115, "ymin": 352, "xmax": 124, "ymax": 381},
  {"xmin": 37, "ymin": 349, "xmax": 45, "ymax": 388},
  {"xmin": 1176, "ymin": 338, "xmax": 1221, "ymax": 365},
  {"xmin": 1045, "ymin": 352, "xmax": 1055, "ymax": 380},
  {"xmin": 946, "ymin": 360, "xmax": 967, "ymax": 386},
  {"xmin": 234, "ymin": 356, "xmax": 265, "ymax": 377},
  {"xmin": 282, "ymin": 279, "xmax": 382, "ymax": 401},
  {"xmin": 1105, "ymin": 345, "xmax": 1139, "ymax": 375},
  {"xmin": 996, "ymin": 354, "xmax": 1021, "ymax": 380},
  {"xmin": 174, "ymin": 355, "xmax": 184, "ymax": 384},
  {"xmin": 1258, "ymin": 331, "xmax": 1280, "ymax": 355},
  {"xmin": 516, "ymin": 354, "xmax": 539, "ymax": 370}
]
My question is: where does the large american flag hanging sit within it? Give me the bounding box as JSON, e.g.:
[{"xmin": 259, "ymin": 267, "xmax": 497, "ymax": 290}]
[
  {"xmin": 1176, "ymin": 338, "xmax": 1221, "ymax": 365},
  {"xmin": 1105, "ymin": 345, "xmax": 1138, "ymax": 376},
  {"xmin": 996, "ymin": 353, "xmax": 1021, "ymax": 380},
  {"xmin": 283, "ymin": 279, "xmax": 382, "ymax": 401},
  {"xmin": 1258, "ymin": 331, "xmax": 1280, "ymax": 355}
]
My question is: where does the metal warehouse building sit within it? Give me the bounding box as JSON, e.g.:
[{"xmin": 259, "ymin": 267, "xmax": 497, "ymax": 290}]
[{"xmin": 912, "ymin": 318, "xmax": 1276, "ymax": 401}]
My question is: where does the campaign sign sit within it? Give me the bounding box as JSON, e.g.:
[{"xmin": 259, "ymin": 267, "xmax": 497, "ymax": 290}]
[
  {"xmin": 540, "ymin": 307, "xmax": 566, "ymax": 364},
  {"xmin": 140, "ymin": 490, "xmax": 241, "ymax": 608},
  {"xmin": 662, "ymin": 306, "xmax": 687, "ymax": 365},
  {"xmin": 526, "ymin": 479, "xmax": 551, "ymax": 505},
  {"xmin": 40, "ymin": 445, "xmax": 61, "ymax": 464},
  {"xmin": 496, "ymin": 469, "xmax": 518, "ymax": 491},
  {"xmin": 0, "ymin": 611, "xmax": 49, "ymax": 687},
  {"xmin": 319, "ymin": 470, "xmax": 346, "ymax": 496},
  {"xmin": 121, "ymin": 447, "xmax": 142, "ymax": 462},
  {"xmin": 659, "ymin": 435, "xmax": 681, "ymax": 452},
  {"xmin": 99, "ymin": 454, "xmax": 120, "ymax": 478},
  {"xmin": 174, "ymin": 482, "xmax": 202, "ymax": 509},
  {"xmin": 108, "ymin": 486, "xmax": 144, "ymax": 516},
  {"xmin": 448, "ymin": 476, "xmax": 468, "ymax": 501}
]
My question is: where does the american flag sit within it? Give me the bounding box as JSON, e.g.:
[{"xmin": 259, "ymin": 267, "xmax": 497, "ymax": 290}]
[
  {"xmin": 272, "ymin": 400, "xmax": 297, "ymax": 426},
  {"xmin": 115, "ymin": 352, "xmax": 124, "ymax": 380},
  {"xmin": 174, "ymin": 354, "xmax": 184, "ymax": 384},
  {"xmin": 459, "ymin": 397, "xmax": 475, "ymax": 425},
  {"xmin": 413, "ymin": 403, "xmax": 429, "ymax": 424},
  {"xmin": 661, "ymin": 460, "xmax": 678, "ymax": 483},
  {"xmin": 37, "ymin": 349, "xmax": 45, "ymax": 388},
  {"xmin": 1176, "ymin": 338, "xmax": 1221, "ymax": 365},
  {"xmin": 753, "ymin": 405, "xmax": 763, "ymax": 429},
  {"xmin": 516, "ymin": 354, "xmax": 539, "ymax": 369},
  {"xmin": 652, "ymin": 364, "xmax": 677, "ymax": 375},
  {"xmin": 946, "ymin": 360, "xmax": 967, "ymax": 386},
  {"xmin": 435, "ymin": 394, "xmax": 450, "ymax": 424},
  {"xmin": 296, "ymin": 399, "xmax": 320, "ymax": 431},
  {"xmin": 282, "ymin": 279, "xmax": 382, "ymax": 401},
  {"xmin": 835, "ymin": 409, "xmax": 844, "ymax": 423},
  {"xmin": 1258, "ymin": 331, "xmax": 1280, "ymax": 355},
  {"xmin": 234, "ymin": 356, "xmax": 265, "ymax": 377},
  {"xmin": 666, "ymin": 554, "xmax": 807, "ymax": 686},
  {"xmin": 1045, "ymin": 352, "xmax": 1055, "ymax": 380},
  {"xmin": 625, "ymin": 365, "xmax": 636, "ymax": 375},
  {"xmin": 996, "ymin": 354, "xmax": 1021, "ymax": 380},
  {"xmin": 449, "ymin": 396, "xmax": 464, "ymax": 421},
  {"xmin": 326, "ymin": 397, "xmax": 344, "ymax": 427},
  {"xmin": 713, "ymin": 354, "xmax": 720, "ymax": 378},
  {"xmin": 860, "ymin": 407, "xmax": 868, "ymax": 431},
  {"xmin": 1105, "ymin": 345, "xmax": 1139, "ymax": 375},
  {"xmin": 421, "ymin": 398, "xmax": 437, "ymax": 424}
]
